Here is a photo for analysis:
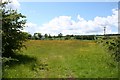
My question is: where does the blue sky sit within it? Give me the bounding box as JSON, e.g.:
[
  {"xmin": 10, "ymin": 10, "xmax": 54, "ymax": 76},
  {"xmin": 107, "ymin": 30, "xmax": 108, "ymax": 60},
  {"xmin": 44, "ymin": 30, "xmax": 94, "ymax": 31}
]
[
  {"xmin": 17, "ymin": 2, "xmax": 118, "ymax": 35},
  {"xmin": 20, "ymin": 2, "xmax": 117, "ymax": 25},
  {"xmin": 18, "ymin": 0, "xmax": 120, "ymax": 2}
]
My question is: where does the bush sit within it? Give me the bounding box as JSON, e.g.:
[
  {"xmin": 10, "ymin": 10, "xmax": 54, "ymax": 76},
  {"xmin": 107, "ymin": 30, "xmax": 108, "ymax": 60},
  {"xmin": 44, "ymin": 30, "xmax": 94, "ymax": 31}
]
[
  {"xmin": 1, "ymin": 2, "xmax": 27, "ymax": 57},
  {"xmin": 97, "ymin": 36, "xmax": 120, "ymax": 62}
]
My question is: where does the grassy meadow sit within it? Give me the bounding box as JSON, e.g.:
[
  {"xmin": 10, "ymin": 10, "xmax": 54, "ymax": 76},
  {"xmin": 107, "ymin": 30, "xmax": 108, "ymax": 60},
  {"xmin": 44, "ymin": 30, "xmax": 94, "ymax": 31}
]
[{"xmin": 3, "ymin": 40, "xmax": 118, "ymax": 78}]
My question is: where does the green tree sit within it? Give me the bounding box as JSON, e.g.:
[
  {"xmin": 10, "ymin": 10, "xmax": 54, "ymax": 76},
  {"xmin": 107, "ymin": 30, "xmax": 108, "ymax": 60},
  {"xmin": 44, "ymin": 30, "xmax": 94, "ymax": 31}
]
[
  {"xmin": 48, "ymin": 34, "xmax": 52, "ymax": 39},
  {"xmin": 33, "ymin": 33, "xmax": 42, "ymax": 40},
  {"xmin": 44, "ymin": 34, "xmax": 48, "ymax": 39},
  {"xmin": 28, "ymin": 33, "xmax": 32, "ymax": 39},
  {"xmin": 38, "ymin": 33, "xmax": 42, "ymax": 39},
  {"xmin": 1, "ymin": 2, "xmax": 27, "ymax": 57},
  {"xmin": 65, "ymin": 35, "xmax": 71, "ymax": 40},
  {"xmin": 23, "ymin": 32, "xmax": 32, "ymax": 39},
  {"xmin": 33, "ymin": 33, "xmax": 39, "ymax": 40},
  {"xmin": 58, "ymin": 33, "xmax": 62, "ymax": 40}
]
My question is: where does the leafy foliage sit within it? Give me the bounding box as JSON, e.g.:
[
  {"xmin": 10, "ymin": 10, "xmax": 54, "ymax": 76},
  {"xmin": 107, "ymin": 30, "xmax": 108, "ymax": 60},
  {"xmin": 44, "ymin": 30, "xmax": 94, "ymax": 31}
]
[
  {"xmin": 1, "ymin": 2, "xmax": 27, "ymax": 57},
  {"xmin": 58, "ymin": 33, "xmax": 62, "ymax": 39},
  {"xmin": 97, "ymin": 36, "xmax": 120, "ymax": 62},
  {"xmin": 75, "ymin": 35, "xmax": 95, "ymax": 40},
  {"xmin": 44, "ymin": 34, "xmax": 48, "ymax": 39},
  {"xmin": 33, "ymin": 33, "xmax": 42, "ymax": 40}
]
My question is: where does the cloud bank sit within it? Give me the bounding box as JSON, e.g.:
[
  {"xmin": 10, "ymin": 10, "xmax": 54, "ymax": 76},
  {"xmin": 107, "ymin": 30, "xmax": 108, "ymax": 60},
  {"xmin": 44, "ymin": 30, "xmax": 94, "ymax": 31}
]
[{"xmin": 24, "ymin": 8, "xmax": 118, "ymax": 36}]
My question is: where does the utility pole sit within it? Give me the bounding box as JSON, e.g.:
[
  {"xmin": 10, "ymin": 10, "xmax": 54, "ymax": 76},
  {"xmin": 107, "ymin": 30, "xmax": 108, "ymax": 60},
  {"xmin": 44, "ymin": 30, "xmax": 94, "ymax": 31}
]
[{"xmin": 104, "ymin": 26, "xmax": 106, "ymax": 35}]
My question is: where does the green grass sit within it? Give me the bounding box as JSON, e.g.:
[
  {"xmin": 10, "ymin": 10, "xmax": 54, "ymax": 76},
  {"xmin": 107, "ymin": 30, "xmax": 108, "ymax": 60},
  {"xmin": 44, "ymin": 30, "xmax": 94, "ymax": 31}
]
[{"xmin": 3, "ymin": 40, "xmax": 118, "ymax": 78}]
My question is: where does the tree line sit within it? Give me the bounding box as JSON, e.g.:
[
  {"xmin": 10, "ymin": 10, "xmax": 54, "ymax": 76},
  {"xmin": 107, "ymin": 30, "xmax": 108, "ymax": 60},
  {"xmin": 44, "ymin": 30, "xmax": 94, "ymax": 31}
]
[
  {"xmin": 25, "ymin": 32, "xmax": 120, "ymax": 40},
  {"xmin": 25, "ymin": 32, "xmax": 96, "ymax": 40}
]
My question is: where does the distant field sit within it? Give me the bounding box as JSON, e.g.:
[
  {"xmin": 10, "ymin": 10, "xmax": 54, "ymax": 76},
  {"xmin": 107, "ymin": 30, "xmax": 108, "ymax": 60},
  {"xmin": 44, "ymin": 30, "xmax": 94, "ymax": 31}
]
[{"xmin": 3, "ymin": 40, "xmax": 118, "ymax": 78}]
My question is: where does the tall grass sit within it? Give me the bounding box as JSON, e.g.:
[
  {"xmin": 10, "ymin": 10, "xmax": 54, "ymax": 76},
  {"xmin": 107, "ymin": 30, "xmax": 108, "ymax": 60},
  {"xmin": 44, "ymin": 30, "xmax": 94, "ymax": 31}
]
[{"xmin": 3, "ymin": 40, "xmax": 118, "ymax": 78}]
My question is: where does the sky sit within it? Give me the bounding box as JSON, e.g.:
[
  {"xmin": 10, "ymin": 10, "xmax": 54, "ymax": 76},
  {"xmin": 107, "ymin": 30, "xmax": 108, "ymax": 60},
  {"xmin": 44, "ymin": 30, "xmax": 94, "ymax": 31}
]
[{"xmin": 2, "ymin": 0, "xmax": 119, "ymax": 36}]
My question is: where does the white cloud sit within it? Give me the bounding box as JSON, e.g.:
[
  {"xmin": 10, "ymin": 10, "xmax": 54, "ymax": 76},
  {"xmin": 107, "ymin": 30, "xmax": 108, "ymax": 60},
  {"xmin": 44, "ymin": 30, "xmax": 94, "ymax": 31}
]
[
  {"xmin": 77, "ymin": 15, "xmax": 85, "ymax": 21},
  {"xmin": 2, "ymin": 0, "xmax": 20, "ymax": 10},
  {"xmin": 23, "ymin": 8, "xmax": 118, "ymax": 36},
  {"xmin": 23, "ymin": 22, "xmax": 40, "ymax": 35}
]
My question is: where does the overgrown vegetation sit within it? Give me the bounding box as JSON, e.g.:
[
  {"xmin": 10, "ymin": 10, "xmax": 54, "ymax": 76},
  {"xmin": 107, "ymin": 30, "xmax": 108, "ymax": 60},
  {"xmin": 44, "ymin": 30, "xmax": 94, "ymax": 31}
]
[
  {"xmin": 1, "ymin": 2, "xmax": 27, "ymax": 57},
  {"xmin": 97, "ymin": 36, "xmax": 120, "ymax": 62},
  {"xmin": 2, "ymin": 40, "xmax": 118, "ymax": 78}
]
